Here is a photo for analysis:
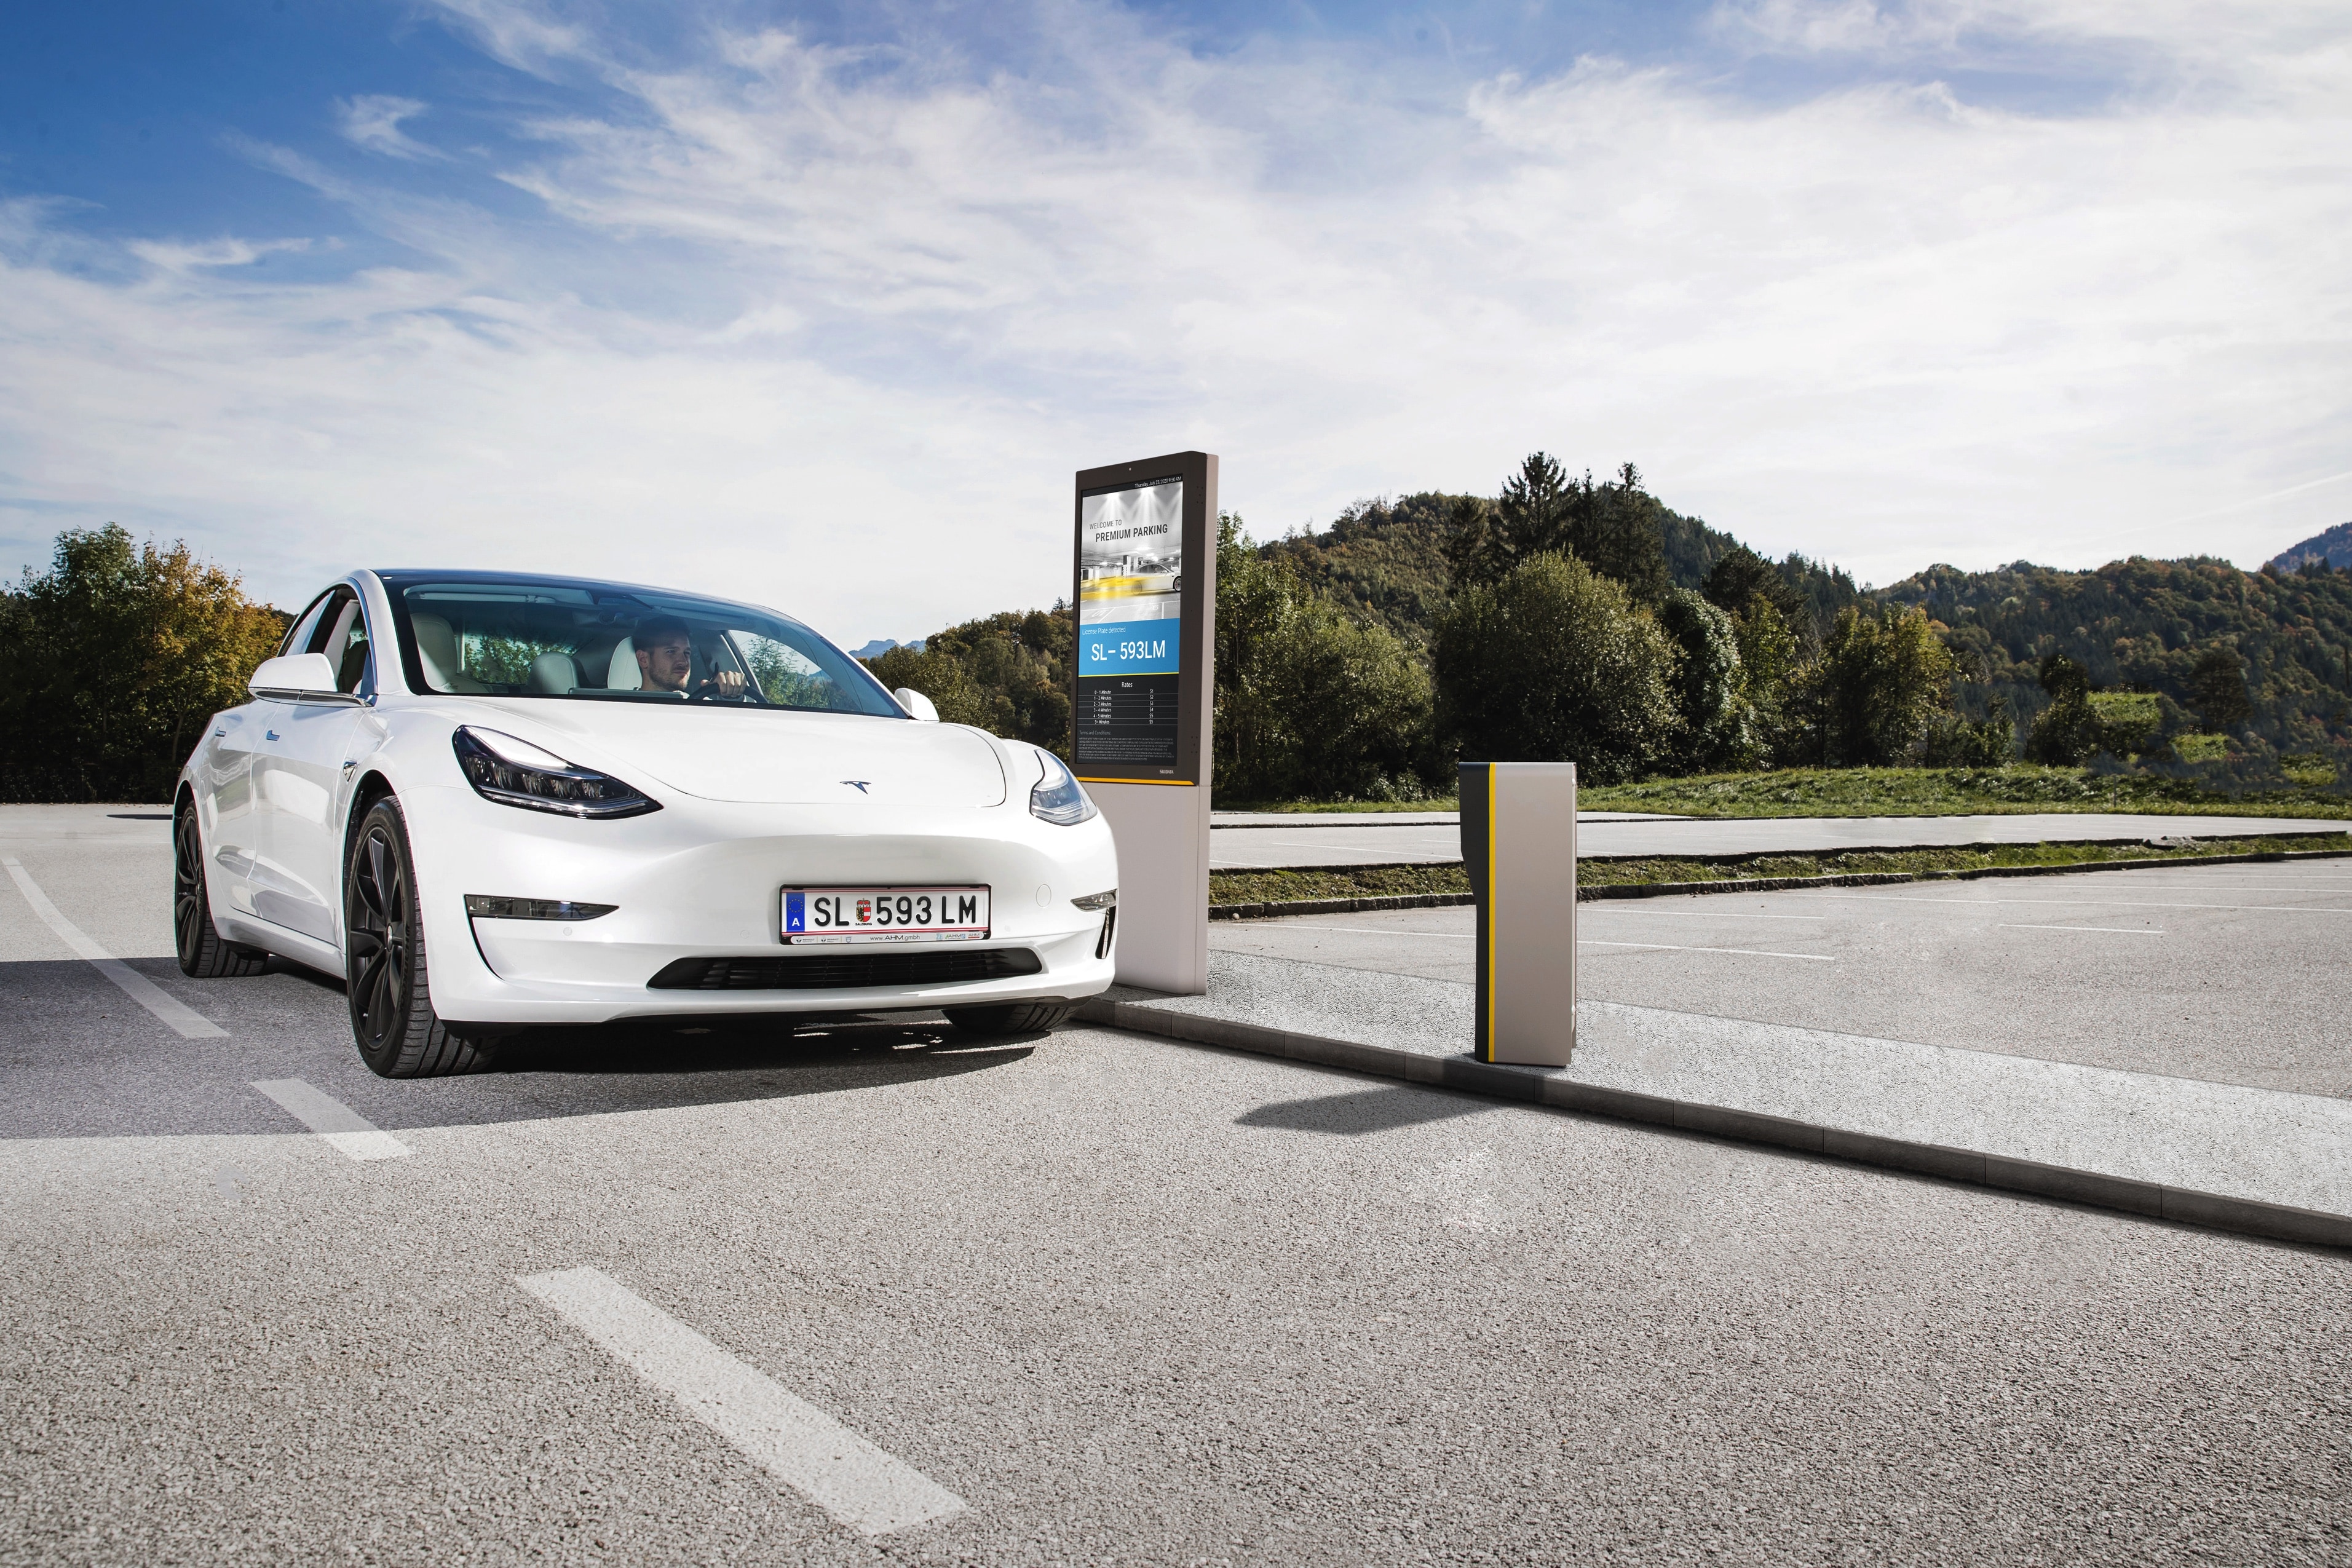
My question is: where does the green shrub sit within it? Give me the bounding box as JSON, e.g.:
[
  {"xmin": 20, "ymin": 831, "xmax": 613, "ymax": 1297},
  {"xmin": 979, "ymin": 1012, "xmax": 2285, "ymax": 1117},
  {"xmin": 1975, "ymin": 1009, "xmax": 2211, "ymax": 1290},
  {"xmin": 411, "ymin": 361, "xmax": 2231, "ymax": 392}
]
[
  {"xmin": 2281, "ymin": 753, "xmax": 2340, "ymax": 788},
  {"xmin": 1657, "ymin": 588, "xmax": 1749, "ymax": 770},
  {"xmin": 1788, "ymin": 605, "xmax": 1957, "ymax": 766},
  {"xmin": 1922, "ymin": 698, "xmax": 2016, "ymax": 766},
  {"xmin": 1432, "ymin": 552, "xmax": 1677, "ymax": 783}
]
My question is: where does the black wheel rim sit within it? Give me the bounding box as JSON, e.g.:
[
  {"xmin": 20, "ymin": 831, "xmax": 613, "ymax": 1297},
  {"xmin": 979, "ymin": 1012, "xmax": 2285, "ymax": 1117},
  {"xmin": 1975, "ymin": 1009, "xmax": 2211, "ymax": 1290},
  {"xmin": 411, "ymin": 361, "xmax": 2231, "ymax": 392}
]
[
  {"xmin": 173, "ymin": 812, "xmax": 204, "ymax": 962},
  {"xmin": 347, "ymin": 824, "xmax": 408, "ymax": 1048}
]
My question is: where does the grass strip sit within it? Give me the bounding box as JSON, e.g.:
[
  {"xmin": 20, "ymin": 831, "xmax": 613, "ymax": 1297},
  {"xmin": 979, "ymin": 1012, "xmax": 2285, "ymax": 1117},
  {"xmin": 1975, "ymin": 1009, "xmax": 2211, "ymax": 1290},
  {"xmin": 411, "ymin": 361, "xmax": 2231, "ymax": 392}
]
[
  {"xmin": 1207, "ymin": 831, "xmax": 2352, "ymax": 906},
  {"xmin": 1579, "ymin": 766, "xmax": 2352, "ymax": 820},
  {"xmin": 1214, "ymin": 764, "xmax": 2352, "ymax": 820}
]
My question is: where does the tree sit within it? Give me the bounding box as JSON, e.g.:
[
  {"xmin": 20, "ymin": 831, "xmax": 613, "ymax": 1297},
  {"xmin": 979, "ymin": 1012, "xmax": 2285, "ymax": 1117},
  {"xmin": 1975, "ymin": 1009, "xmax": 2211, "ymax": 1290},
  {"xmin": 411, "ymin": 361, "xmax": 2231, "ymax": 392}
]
[
  {"xmin": 1438, "ymin": 494, "xmax": 1499, "ymax": 594},
  {"xmin": 1731, "ymin": 595, "xmax": 1803, "ymax": 764},
  {"xmin": 1432, "ymin": 552, "xmax": 1678, "ymax": 784},
  {"xmin": 863, "ymin": 608, "xmax": 1074, "ymax": 755},
  {"xmin": 1655, "ymin": 588, "xmax": 1748, "ymax": 770},
  {"xmin": 1444, "ymin": 454, "xmax": 1669, "ymax": 606},
  {"xmin": 1789, "ymin": 605, "xmax": 1956, "ymax": 766},
  {"xmin": 2190, "ymin": 645, "xmax": 2252, "ymax": 731},
  {"xmin": 2025, "ymin": 653, "xmax": 2104, "ymax": 764},
  {"xmin": 1700, "ymin": 545, "xmax": 1808, "ymax": 630},
  {"xmin": 1444, "ymin": 455, "xmax": 1570, "ymax": 590},
  {"xmin": 1214, "ymin": 515, "xmax": 1433, "ymax": 801},
  {"xmin": 0, "ymin": 525, "xmax": 287, "ymax": 802},
  {"xmin": 1563, "ymin": 462, "xmax": 1672, "ymax": 607},
  {"xmin": 2037, "ymin": 651, "xmax": 2091, "ymax": 703}
]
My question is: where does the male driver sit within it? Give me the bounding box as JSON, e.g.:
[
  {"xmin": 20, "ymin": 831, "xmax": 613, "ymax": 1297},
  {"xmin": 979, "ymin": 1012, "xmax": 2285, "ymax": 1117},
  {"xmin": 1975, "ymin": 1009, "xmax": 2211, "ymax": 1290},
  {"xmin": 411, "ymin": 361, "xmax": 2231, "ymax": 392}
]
[{"xmin": 633, "ymin": 615, "xmax": 747, "ymax": 698}]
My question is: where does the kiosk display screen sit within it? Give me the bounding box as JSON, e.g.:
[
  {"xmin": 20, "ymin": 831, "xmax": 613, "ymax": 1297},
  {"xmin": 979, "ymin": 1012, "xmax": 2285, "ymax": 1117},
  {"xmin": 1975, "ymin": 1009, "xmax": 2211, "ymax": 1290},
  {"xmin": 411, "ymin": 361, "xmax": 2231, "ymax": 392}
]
[{"xmin": 1075, "ymin": 475, "xmax": 1184, "ymax": 769}]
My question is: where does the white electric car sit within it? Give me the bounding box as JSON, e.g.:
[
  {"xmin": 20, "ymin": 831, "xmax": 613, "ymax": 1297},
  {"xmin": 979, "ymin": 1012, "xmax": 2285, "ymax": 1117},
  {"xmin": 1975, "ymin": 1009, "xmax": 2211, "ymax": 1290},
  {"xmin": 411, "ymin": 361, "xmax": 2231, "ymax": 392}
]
[{"xmin": 173, "ymin": 571, "xmax": 1117, "ymax": 1076}]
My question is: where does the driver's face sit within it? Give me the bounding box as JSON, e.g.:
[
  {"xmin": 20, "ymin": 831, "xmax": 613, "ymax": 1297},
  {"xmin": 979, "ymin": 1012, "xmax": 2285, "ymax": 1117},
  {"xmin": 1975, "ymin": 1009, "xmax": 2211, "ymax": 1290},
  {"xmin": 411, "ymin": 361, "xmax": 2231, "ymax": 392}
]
[{"xmin": 637, "ymin": 636, "xmax": 693, "ymax": 692}]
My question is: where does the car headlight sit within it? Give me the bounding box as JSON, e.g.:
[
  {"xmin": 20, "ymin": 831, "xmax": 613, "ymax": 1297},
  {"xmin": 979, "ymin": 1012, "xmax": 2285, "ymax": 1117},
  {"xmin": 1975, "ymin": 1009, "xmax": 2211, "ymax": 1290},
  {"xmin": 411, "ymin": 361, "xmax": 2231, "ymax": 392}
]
[
  {"xmin": 451, "ymin": 727, "xmax": 661, "ymax": 820},
  {"xmin": 1029, "ymin": 749, "xmax": 1096, "ymax": 826}
]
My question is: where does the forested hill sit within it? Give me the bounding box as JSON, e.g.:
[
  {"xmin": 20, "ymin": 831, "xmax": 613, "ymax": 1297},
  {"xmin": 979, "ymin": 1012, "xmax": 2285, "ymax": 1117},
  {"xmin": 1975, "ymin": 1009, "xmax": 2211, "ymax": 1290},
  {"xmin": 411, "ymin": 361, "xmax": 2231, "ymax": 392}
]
[
  {"xmin": 2270, "ymin": 521, "xmax": 2352, "ymax": 573},
  {"xmin": 1260, "ymin": 490, "xmax": 1860, "ymax": 644},
  {"xmin": 1880, "ymin": 557, "xmax": 2352, "ymax": 753}
]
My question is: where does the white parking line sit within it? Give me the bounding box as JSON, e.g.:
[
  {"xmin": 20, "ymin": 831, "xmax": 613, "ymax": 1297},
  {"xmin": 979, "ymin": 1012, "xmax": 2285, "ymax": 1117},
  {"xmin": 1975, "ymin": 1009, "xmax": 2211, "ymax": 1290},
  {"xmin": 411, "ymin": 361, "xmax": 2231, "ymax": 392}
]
[
  {"xmin": 250, "ymin": 1079, "xmax": 413, "ymax": 1161},
  {"xmin": 1269, "ymin": 925, "xmax": 1472, "ymax": 939},
  {"xmin": 1588, "ymin": 907, "xmax": 1827, "ymax": 922},
  {"xmin": 1579, "ymin": 940, "xmax": 1834, "ymax": 962},
  {"xmin": 2, "ymin": 855, "xmax": 228, "ymax": 1039},
  {"xmin": 1999, "ymin": 924, "xmax": 2165, "ymax": 935},
  {"xmin": 517, "ymin": 1267, "xmax": 965, "ymax": 1537},
  {"xmin": 1821, "ymin": 892, "xmax": 2352, "ymax": 916}
]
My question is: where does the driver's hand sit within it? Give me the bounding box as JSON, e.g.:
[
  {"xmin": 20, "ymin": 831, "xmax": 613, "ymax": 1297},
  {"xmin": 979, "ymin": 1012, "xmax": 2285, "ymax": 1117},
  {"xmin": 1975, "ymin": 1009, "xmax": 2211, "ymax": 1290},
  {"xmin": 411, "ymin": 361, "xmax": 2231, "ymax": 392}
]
[{"xmin": 705, "ymin": 669, "xmax": 747, "ymax": 697}]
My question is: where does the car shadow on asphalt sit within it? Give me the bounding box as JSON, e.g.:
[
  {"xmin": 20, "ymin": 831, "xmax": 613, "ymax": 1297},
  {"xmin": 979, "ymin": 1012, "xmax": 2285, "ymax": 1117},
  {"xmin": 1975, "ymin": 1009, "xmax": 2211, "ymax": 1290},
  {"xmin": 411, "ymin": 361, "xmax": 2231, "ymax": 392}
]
[
  {"xmin": 1, "ymin": 956, "xmax": 1043, "ymax": 1136},
  {"xmin": 1236, "ymin": 1085, "xmax": 1494, "ymax": 1136},
  {"xmin": 486, "ymin": 1015, "xmax": 1032, "ymax": 1078}
]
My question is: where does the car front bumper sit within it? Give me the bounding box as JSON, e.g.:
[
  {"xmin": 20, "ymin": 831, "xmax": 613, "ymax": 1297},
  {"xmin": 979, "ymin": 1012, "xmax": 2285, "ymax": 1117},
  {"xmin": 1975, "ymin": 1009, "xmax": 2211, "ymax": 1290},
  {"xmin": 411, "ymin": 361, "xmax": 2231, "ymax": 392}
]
[{"xmin": 401, "ymin": 783, "xmax": 1119, "ymax": 1026}]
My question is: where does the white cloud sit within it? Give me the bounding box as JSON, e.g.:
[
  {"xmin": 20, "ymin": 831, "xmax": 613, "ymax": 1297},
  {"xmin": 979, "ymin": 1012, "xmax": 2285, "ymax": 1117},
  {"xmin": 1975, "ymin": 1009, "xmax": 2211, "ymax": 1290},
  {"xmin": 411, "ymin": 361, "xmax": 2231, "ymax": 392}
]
[
  {"xmin": 336, "ymin": 95, "xmax": 448, "ymax": 161},
  {"xmin": 2, "ymin": 1, "xmax": 2348, "ymax": 639}
]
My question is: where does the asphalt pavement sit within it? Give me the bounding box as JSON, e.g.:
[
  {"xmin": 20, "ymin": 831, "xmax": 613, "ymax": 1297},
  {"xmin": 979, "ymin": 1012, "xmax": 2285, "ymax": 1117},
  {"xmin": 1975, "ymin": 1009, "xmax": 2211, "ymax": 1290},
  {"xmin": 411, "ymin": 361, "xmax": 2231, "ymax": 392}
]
[
  {"xmin": 1206, "ymin": 810, "xmax": 2351, "ymax": 868},
  {"xmin": 5, "ymin": 806, "xmax": 2350, "ymax": 1565}
]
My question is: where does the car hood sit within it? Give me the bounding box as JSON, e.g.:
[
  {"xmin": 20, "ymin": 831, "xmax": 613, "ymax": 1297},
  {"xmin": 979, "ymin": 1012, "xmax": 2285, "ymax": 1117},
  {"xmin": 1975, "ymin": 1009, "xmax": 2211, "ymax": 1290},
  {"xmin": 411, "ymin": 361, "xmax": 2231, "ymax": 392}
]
[{"xmin": 452, "ymin": 700, "xmax": 1012, "ymax": 807}]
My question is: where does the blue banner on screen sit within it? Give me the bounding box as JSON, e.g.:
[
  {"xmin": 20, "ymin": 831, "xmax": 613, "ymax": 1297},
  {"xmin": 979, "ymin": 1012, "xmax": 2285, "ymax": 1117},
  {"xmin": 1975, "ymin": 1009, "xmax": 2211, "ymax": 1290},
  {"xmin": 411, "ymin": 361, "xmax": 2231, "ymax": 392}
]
[{"xmin": 1079, "ymin": 620, "xmax": 1180, "ymax": 676}]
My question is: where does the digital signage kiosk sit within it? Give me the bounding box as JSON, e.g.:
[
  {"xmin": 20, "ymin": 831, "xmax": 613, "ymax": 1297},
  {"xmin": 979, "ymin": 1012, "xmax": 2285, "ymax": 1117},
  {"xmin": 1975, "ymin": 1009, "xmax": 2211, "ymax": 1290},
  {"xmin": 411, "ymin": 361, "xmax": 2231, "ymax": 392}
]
[{"xmin": 1073, "ymin": 451, "xmax": 1216, "ymax": 992}]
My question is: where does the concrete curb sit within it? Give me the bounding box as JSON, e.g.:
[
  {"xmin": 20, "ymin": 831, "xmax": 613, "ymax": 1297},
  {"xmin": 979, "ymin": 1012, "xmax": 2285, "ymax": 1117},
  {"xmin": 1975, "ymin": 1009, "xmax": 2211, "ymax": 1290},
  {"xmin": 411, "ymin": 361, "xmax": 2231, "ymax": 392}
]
[
  {"xmin": 1074, "ymin": 997, "xmax": 2352, "ymax": 1252},
  {"xmin": 1208, "ymin": 845, "xmax": 2352, "ymax": 921}
]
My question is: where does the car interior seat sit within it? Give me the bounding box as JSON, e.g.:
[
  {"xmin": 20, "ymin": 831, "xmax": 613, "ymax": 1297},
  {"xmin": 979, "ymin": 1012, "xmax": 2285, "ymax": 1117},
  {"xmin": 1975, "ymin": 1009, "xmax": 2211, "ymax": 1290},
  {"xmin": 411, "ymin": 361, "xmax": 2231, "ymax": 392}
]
[
  {"xmin": 606, "ymin": 639, "xmax": 641, "ymax": 691},
  {"xmin": 411, "ymin": 614, "xmax": 489, "ymax": 693},
  {"xmin": 528, "ymin": 652, "xmax": 579, "ymax": 694}
]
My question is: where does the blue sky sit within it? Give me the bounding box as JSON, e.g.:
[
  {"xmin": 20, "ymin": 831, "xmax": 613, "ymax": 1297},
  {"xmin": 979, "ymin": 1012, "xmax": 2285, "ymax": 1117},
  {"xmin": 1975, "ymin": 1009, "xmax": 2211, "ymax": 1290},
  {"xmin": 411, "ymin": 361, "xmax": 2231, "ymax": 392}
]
[{"xmin": 3, "ymin": 1, "xmax": 2348, "ymax": 641}]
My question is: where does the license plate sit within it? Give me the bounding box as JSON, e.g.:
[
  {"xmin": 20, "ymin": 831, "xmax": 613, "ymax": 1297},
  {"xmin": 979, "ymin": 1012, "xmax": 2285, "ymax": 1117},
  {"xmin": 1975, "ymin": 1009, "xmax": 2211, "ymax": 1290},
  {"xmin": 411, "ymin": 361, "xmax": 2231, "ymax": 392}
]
[{"xmin": 782, "ymin": 886, "xmax": 991, "ymax": 944}]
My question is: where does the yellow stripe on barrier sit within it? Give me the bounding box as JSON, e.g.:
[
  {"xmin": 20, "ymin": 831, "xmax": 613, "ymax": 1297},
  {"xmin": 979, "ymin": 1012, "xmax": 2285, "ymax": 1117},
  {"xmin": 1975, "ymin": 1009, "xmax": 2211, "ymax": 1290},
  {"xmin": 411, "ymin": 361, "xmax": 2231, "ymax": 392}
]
[{"xmin": 1484, "ymin": 764, "xmax": 1499, "ymax": 1063}]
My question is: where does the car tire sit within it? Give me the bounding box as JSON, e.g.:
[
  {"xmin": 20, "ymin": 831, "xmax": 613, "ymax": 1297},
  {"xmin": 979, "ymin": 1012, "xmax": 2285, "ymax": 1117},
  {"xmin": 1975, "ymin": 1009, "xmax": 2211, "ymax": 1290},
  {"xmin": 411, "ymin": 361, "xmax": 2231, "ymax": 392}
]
[
  {"xmin": 941, "ymin": 1002, "xmax": 1075, "ymax": 1037},
  {"xmin": 174, "ymin": 804, "xmax": 267, "ymax": 979},
  {"xmin": 345, "ymin": 795, "xmax": 488, "ymax": 1078}
]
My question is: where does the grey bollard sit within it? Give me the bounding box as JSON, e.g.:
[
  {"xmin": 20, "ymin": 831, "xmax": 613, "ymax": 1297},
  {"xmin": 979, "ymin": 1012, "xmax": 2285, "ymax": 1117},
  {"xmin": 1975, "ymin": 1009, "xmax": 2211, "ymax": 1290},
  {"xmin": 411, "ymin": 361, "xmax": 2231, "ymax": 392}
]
[{"xmin": 1458, "ymin": 762, "xmax": 1578, "ymax": 1066}]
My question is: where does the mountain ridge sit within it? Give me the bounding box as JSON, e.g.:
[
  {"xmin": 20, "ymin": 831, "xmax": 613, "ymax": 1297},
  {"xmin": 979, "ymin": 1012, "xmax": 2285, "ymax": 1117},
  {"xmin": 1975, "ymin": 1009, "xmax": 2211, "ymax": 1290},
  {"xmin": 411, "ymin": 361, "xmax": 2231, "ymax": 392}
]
[{"xmin": 2269, "ymin": 521, "xmax": 2352, "ymax": 573}]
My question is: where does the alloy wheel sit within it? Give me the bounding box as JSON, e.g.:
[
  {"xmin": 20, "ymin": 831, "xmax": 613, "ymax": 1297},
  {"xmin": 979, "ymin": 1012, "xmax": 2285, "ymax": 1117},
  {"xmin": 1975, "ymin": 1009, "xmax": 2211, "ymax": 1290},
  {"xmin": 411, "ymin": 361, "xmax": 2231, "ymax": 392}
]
[
  {"xmin": 172, "ymin": 811, "xmax": 205, "ymax": 965},
  {"xmin": 347, "ymin": 823, "xmax": 409, "ymax": 1050}
]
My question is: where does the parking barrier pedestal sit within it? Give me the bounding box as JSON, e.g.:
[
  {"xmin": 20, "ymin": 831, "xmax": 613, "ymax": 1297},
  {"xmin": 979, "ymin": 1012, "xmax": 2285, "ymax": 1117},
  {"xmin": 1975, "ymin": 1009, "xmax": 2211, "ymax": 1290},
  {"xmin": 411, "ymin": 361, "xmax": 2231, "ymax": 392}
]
[{"xmin": 1459, "ymin": 762, "xmax": 1577, "ymax": 1066}]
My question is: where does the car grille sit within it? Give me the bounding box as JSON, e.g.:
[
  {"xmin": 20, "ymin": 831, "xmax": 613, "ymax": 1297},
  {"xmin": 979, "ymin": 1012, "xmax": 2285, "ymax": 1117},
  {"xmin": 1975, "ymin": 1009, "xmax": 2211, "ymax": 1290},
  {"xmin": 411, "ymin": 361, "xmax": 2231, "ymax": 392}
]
[{"xmin": 646, "ymin": 948, "xmax": 1045, "ymax": 991}]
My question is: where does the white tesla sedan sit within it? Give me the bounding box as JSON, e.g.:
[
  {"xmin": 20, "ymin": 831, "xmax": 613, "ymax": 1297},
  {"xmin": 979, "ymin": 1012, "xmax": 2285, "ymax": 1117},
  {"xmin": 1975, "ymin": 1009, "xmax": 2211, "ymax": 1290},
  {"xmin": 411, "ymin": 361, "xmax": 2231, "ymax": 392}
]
[{"xmin": 173, "ymin": 571, "xmax": 1117, "ymax": 1076}]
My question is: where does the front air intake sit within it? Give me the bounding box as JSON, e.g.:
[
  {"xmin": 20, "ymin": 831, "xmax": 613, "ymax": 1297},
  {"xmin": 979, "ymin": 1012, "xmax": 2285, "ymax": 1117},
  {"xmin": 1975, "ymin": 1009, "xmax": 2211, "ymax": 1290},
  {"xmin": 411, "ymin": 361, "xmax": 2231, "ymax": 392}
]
[{"xmin": 647, "ymin": 948, "xmax": 1045, "ymax": 991}]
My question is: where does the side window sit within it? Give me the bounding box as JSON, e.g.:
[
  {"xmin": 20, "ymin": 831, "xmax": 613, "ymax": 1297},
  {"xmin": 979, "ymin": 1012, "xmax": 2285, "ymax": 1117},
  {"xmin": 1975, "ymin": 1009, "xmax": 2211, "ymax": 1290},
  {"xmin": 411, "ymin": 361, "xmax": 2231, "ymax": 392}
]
[
  {"xmin": 316, "ymin": 595, "xmax": 374, "ymax": 695},
  {"xmin": 280, "ymin": 590, "xmax": 336, "ymax": 658}
]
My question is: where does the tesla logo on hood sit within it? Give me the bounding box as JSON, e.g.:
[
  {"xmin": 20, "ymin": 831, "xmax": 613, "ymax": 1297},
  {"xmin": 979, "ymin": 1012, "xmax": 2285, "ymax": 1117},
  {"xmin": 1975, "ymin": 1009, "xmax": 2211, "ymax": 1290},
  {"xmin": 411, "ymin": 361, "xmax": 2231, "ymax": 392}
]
[{"xmin": 841, "ymin": 780, "xmax": 871, "ymax": 793}]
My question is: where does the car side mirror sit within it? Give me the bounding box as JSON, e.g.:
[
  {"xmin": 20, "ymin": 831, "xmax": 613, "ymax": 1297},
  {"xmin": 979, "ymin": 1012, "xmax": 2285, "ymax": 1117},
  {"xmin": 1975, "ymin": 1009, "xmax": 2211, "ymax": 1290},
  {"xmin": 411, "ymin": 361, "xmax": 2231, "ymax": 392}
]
[
  {"xmin": 249, "ymin": 652, "xmax": 342, "ymax": 699},
  {"xmin": 894, "ymin": 687, "xmax": 940, "ymax": 722}
]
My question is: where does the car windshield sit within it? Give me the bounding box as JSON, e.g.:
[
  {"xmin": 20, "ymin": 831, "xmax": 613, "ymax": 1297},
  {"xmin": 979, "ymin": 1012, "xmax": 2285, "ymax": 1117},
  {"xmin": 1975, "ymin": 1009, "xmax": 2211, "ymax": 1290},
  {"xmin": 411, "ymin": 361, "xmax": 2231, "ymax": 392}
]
[{"xmin": 385, "ymin": 575, "xmax": 905, "ymax": 718}]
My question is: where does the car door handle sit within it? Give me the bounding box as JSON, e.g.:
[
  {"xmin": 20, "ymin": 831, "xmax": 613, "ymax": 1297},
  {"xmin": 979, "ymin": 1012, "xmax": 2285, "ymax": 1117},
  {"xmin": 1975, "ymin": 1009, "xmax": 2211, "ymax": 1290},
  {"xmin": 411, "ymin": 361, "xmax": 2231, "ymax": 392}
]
[
  {"xmin": 265, "ymin": 730, "xmax": 280, "ymax": 742},
  {"xmin": 213, "ymin": 728, "xmax": 227, "ymax": 738}
]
